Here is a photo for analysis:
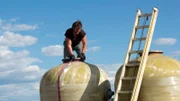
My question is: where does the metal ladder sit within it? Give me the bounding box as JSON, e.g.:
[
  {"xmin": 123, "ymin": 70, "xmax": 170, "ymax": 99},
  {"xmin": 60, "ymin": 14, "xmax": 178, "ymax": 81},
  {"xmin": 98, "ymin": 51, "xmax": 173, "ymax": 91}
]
[{"xmin": 113, "ymin": 7, "xmax": 158, "ymax": 101}]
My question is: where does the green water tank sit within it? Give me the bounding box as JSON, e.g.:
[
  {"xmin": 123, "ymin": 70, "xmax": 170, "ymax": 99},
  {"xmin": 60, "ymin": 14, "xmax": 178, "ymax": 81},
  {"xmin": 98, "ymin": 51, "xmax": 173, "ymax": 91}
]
[
  {"xmin": 115, "ymin": 51, "xmax": 180, "ymax": 101},
  {"xmin": 40, "ymin": 61, "xmax": 112, "ymax": 101}
]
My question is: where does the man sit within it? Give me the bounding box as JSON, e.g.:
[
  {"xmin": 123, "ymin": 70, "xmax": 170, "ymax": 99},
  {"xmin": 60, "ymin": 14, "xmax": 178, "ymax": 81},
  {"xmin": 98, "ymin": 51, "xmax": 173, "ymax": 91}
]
[{"xmin": 63, "ymin": 20, "xmax": 87, "ymax": 62}]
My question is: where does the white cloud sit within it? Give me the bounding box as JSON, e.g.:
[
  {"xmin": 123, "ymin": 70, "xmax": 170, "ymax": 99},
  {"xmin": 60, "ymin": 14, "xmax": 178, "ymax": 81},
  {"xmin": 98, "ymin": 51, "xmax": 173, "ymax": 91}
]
[
  {"xmin": 9, "ymin": 18, "xmax": 17, "ymax": 22},
  {"xmin": 0, "ymin": 49, "xmax": 13, "ymax": 57},
  {"xmin": 0, "ymin": 18, "xmax": 38, "ymax": 31},
  {"xmin": 108, "ymin": 71, "xmax": 117, "ymax": 74},
  {"xmin": 0, "ymin": 31, "xmax": 37, "ymax": 47},
  {"xmin": 108, "ymin": 77, "xmax": 115, "ymax": 81},
  {"xmin": 96, "ymin": 63, "xmax": 122, "ymax": 91},
  {"xmin": 0, "ymin": 46, "xmax": 8, "ymax": 50},
  {"xmin": 170, "ymin": 50, "xmax": 180, "ymax": 56},
  {"xmin": 154, "ymin": 38, "xmax": 177, "ymax": 45},
  {"xmin": 24, "ymin": 75, "xmax": 39, "ymax": 80},
  {"xmin": 42, "ymin": 45, "xmax": 64, "ymax": 56},
  {"xmin": 0, "ymin": 65, "xmax": 45, "ymax": 81},
  {"xmin": 0, "ymin": 70, "xmax": 15, "ymax": 77},
  {"xmin": 0, "ymin": 49, "xmax": 44, "ymax": 80},
  {"xmin": 87, "ymin": 46, "xmax": 101, "ymax": 52},
  {"xmin": 169, "ymin": 51, "xmax": 180, "ymax": 60},
  {"xmin": 0, "ymin": 50, "xmax": 29, "ymax": 64},
  {"xmin": 0, "ymin": 19, "xmax": 6, "ymax": 26},
  {"xmin": 0, "ymin": 18, "xmax": 44, "ymax": 101},
  {"xmin": 0, "ymin": 19, "xmax": 4, "ymax": 26},
  {"xmin": 97, "ymin": 64, "xmax": 121, "ymax": 74},
  {"xmin": 0, "ymin": 48, "xmax": 45, "ymax": 101},
  {"xmin": 41, "ymin": 45, "xmax": 101, "ymax": 56},
  {"xmin": 0, "ymin": 82, "xmax": 39, "ymax": 101},
  {"xmin": 2, "ymin": 23, "xmax": 38, "ymax": 31},
  {"xmin": 23, "ymin": 65, "xmax": 40, "ymax": 72}
]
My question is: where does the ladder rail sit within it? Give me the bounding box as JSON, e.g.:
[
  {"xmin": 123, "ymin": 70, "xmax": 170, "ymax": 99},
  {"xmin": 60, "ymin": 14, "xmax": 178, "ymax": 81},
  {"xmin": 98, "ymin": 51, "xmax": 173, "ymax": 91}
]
[
  {"xmin": 114, "ymin": 7, "xmax": 159, "ymax": 101},
  {"xmin": 130, "ymin": 7, "xmax": 158, "ymax": 101},
  {"xmin": 113, "ymin": 9, "xmax": 142, "ymax": 101}
]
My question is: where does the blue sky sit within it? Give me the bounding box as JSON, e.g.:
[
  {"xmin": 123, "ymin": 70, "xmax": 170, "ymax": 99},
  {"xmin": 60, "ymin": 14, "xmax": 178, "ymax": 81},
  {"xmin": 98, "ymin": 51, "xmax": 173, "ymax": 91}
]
[{"xmin": 0, "ymin": 0, "xmax": 180, "ymax": 101}]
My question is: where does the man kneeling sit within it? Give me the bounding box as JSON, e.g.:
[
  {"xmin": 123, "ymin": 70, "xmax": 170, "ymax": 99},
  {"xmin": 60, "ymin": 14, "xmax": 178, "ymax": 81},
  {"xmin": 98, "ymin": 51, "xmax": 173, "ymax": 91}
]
[{"xmin": 63, "ymin": 20, "xmax": 87, "ymax": 62}]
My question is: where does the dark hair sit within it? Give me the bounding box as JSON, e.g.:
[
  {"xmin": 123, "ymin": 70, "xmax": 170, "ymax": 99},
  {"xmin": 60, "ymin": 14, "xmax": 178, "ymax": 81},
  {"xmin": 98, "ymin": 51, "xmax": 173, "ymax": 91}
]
[{"xmin": 72, "ymin": 20, "xmax": 82, "ymax": 28}]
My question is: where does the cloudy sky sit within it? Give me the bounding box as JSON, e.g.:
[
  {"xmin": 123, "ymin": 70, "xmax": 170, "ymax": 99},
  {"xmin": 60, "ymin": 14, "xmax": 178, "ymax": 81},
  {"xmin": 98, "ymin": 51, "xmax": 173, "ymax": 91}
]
[{"xmin": 0, "ymin": 0, "xmax": 180, "ymax": 101}]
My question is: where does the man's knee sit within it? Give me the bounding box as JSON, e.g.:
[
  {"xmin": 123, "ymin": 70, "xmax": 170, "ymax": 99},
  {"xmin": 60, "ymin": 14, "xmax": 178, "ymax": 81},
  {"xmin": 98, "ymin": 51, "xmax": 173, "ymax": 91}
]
[{"xmin": 76, "ymin": 42, "xmax": 83, "ymax": 49}]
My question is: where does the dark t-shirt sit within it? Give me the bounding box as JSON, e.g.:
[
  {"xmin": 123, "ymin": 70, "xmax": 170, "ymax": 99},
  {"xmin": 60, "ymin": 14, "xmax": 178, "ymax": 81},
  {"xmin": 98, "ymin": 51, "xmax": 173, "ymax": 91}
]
[{"xmin": 64, "ymin": 28, "xmax": 86, "ymax": 47}]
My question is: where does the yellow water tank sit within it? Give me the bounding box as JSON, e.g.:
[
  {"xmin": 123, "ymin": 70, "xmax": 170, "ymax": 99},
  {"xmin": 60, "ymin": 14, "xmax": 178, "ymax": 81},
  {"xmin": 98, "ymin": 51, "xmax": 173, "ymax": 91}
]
[
  {"xmin": 115, "ymin": 51, "xmax": 180, "ymax": 101},
  {"xmin": 40, "ymin": 61, "xmax": 112, "ymax": 101}
]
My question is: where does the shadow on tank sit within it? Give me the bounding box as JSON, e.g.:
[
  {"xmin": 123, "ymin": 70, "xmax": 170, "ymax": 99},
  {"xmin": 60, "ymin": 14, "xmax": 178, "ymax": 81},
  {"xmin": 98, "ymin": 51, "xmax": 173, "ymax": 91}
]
[{"xmin": 79, "ymin": 62, "xmax": 114, "ymax": 101}]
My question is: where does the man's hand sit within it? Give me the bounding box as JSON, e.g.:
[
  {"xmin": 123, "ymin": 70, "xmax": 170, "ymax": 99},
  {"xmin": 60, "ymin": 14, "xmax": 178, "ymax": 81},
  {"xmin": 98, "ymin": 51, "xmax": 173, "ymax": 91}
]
[
  {"xmin": 80, "ymin": 53, "xmax": 86, "ymax": 62},
  {"xmin": 69, "ymin": 54, "xmax": 75, "ymax": 60}
]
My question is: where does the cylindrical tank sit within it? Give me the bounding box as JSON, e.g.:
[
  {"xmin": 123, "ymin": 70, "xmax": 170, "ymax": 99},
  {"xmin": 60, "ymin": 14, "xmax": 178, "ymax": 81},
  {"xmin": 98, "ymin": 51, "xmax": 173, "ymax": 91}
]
[
  {"xmin": 115, "ymin": 50, "xmax": 180, "ymax": 101},
  {"xmin": 40, "ymin": 61, "xmax": 112, "ymax": 101}
]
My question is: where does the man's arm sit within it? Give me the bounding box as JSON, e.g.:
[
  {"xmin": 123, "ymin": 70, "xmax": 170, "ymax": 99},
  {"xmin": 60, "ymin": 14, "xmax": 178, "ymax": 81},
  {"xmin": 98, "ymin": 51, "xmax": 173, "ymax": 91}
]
[
  {"xmin": 65, "ymin": 37, "xmax": 74, "ymax": 55},
  {"xmin": 82, "ymin": 35, "xmax": 87, "ymax": 53}
]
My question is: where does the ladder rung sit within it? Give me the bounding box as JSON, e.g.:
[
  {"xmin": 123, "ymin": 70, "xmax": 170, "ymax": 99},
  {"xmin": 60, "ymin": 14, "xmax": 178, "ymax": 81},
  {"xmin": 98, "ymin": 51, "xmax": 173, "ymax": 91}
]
[
  {"xmin": 139, "ymin": 13, "xmax": 152, "ymax": 17},
  {"xmin": 126, "ymin": 63, "xmax": 140, "ymax": 67},
  {"xmin": 119, "ymin": 91, "xmax": 133, "ymax": 94},
  {"xmin": 128, "ymin": 59, "xmax": 140, "ymax": 63},
  {"xmin": 129, "ymin": 50, "xmax": 143, "ymax": 54},
  {"xmin": 136, "ymin": 25, "xmax": 149, "ymax": 29},
  {"xmin": 133, "ymin": 37, "xmax": 146, "ymax": 41},
  {"xmin": 122, "ymin": 77, "xmax": 137, "ymax": 80}
]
